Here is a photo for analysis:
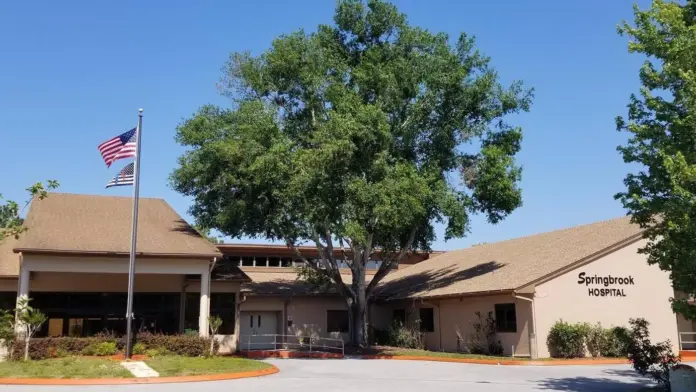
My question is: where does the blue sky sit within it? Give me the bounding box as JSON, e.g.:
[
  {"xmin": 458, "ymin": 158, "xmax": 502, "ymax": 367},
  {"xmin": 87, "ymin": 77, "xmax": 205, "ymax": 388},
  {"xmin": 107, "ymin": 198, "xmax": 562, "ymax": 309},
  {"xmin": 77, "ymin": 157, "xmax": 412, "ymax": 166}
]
[{"xmin": 0, "ymin": 0, "xmax": 651, "ymax": 250}]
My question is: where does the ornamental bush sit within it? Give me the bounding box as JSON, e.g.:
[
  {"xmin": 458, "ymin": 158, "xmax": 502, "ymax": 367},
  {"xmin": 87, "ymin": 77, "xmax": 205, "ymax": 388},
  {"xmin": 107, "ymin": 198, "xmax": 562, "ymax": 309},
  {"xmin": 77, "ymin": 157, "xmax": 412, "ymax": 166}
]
[
  {"xmin": 11, "ymin": 333, "xmax": 217, "ymax": 360},
  {"xmin": 602, "ymin": 326, "xmax": 630, "ymax": 358},
  {"xmin": 546, "ymin": 320, "xmax": 587, "ymax": 358}
]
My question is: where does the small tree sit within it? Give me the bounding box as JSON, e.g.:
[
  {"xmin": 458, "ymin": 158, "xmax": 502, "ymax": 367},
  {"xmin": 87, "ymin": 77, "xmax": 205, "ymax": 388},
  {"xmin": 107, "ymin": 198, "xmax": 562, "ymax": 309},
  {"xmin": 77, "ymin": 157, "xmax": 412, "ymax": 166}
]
[
  {"xmin": 0, "ymin": 309, "xmax": 15, "ymax": 358},
  {"xmin": 208, "ymin": 315, "xmax": 223, "ymax": 356},
  {"xmin": 624, "ymin": 318, "xmax": 679, "ymax": 391},
  {"xmin": 16, "ymin": 297, "xmax": 47, "ymax": 361},
  {"xmin": 1, "ymin": 181, "xmax": 59, "ymax": 242}
]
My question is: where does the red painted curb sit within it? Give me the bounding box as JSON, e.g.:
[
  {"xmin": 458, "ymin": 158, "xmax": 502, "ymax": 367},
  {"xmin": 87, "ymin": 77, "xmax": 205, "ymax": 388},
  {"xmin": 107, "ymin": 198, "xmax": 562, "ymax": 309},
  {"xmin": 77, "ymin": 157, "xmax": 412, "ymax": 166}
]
[
  {"xmin": 0, "ymin": 365, "xmax": 279, "ymax": 385},
  {"xmin": 360, "ymin": 355, "xmax": 632, "ymax": 366},
  {"xmin": 240, "ymin": 350, "xmax": 343, "ymax": 359}
]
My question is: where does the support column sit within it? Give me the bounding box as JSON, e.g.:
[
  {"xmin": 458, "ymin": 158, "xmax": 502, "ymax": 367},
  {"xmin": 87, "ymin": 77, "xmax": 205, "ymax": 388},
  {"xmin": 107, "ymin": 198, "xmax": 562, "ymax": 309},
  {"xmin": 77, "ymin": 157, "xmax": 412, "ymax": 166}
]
[
  {"xmin": 199, "ymin": 268, "xmax": 210, "ymax": 337},
  {"xmin": 15, "ymin": 266, "xmax": 30, "ymax": 333}
]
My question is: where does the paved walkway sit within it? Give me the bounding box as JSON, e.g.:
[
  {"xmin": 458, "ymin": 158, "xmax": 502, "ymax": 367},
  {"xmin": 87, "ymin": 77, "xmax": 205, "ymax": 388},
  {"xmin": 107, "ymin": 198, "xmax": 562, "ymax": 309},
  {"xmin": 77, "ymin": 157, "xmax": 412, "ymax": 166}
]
[{"xmin": 1, "ymin": 358, "xmax": 654, "ymax": 391}]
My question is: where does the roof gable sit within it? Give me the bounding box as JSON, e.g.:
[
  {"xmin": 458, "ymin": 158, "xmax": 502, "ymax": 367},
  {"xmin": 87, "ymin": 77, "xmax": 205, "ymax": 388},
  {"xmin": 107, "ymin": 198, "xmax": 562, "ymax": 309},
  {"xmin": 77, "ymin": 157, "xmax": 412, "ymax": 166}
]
[
  {"xmin": 14, "ymin": 193, "xmax": 221, "ymax": 258},
  {"xmin": 377, "ymin": 216, "xmax": 643, "ymax": 299}
]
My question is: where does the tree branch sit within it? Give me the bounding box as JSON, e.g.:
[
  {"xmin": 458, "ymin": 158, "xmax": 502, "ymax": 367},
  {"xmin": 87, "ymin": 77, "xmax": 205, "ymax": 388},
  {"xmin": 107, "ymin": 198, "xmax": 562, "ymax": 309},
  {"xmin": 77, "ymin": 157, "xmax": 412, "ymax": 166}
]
[{"xmin": 366, "ymin": 226, "xmax": 418, "ymax": 297}]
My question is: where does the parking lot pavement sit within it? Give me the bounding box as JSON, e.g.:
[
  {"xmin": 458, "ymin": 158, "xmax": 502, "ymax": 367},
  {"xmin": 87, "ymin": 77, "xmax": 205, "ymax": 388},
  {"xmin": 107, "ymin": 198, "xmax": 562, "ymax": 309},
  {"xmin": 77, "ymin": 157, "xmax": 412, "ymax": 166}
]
[{"xmin": 0, "ymin": 358, "xmax": 654, "ymax": 392}]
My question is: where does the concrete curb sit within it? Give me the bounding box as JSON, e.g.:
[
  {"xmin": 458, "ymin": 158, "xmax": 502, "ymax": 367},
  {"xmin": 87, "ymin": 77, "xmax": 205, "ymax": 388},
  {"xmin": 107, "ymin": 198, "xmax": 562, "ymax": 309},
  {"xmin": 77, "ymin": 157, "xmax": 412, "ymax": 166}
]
[
  {"xmin": 360, "ymin": 355, "xmax": 632, "ymax": 366},
  {"xmin": 0, "ymin": 364, "xmax": 279, "ymax": 385}
]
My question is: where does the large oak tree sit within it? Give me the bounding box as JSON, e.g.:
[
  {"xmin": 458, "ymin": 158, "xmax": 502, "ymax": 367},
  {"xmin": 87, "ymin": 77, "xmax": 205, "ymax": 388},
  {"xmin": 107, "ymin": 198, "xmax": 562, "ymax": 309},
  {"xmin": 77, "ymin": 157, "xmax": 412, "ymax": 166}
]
[
  {"xmin": 171, "ymin": 0, "xmax": 532, "ymax": 346},
  {"xmin": 616, "ymin": 0, "xmax": 696, "ymax": 321}
]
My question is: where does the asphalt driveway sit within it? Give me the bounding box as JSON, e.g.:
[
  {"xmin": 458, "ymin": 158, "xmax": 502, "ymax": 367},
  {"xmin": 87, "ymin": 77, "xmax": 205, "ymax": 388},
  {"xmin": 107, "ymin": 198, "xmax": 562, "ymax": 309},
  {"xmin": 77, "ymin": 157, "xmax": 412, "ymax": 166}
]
[{"xmin": 1, "ymin": 358, "xmax": 654, "ymax": 392}]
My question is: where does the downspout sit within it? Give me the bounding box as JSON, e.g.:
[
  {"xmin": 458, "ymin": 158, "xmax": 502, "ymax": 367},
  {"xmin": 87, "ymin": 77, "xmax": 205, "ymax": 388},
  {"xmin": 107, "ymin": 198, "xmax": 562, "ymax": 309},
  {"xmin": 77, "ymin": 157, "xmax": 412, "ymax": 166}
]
[{"xmin": 513, "ymin": 293, "xmax": 538, "ymax": 359}]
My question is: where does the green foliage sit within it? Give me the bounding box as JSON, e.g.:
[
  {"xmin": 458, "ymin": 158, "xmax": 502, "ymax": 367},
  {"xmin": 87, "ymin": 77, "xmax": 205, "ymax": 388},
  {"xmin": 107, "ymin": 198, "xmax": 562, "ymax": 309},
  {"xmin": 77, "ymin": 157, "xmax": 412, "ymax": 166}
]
[
  {"xmin": 13, "ymin": 333, "xmax": 216, "ymax": 360},
  {"xmin": 15, "ymin": 297, "xmax": 47, "ymax": 361},
  {"xmin": 294, "ymin": 264, "xmax": 335, "ymax": 291},
  {"xmin": 385, "ymin": 321, "xmax": 424, "ymax": 349},
  {"xmin": 193, "ymin": 224, "xmax": 223, "ymax": 244},
  {"xmin": 170, "ymin": 0, "xmax": 531, "ymax": 346},
  {"xmin": 0, "ymin": 181, "xmax": 58, "ymax": 242},
  {"xmin": 546, "ymin": 320, "xmax": 588, "ymax": 358},
  {"xmin": 615, "ymin": 0, "xmax": 696, "ymax": 321},
  {"xmin": 132, "ymin": 343, "xmax": 146, "ymax": 355},
  {"xmin": 624, "ymin": 318, "xmax": 679, "ymax": 390},
  {"xmin": 584, "ymin": 322, "xmax": 605, "ymax": 358},
  {"xmin": 603, "ymin": 326, "xmax": 630, "ymax": 358},
  {"xmin": 184, "ymin": 329, "xmax": 198, "ymax": 337},
  {"xmin": 547, "ymin": 320, "xmax": 631, "ymax": 359},
  {"xmin": 84, "ymin": 341, "xmax": 118, "ymax": 356}
]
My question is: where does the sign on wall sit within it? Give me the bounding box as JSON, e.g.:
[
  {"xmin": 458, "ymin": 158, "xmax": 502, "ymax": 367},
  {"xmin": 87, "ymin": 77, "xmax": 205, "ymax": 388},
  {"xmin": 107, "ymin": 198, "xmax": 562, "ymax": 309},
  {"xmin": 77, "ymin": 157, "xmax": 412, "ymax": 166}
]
[{"xmin": 577, "ymin": 272, "xmax": 635, "ymax": 297}]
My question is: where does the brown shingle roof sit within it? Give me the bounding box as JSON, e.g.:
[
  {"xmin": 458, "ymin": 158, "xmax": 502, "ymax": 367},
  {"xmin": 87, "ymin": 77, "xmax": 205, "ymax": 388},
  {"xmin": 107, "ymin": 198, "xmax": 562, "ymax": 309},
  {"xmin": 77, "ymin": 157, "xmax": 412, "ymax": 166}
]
[
  {"xmin": 0, "ymin": 237, "xmax": 20, "ymax": 276},
  {"xmin": 14, "ymin": 193, "xmax": 221, "ymax": 258},
  {"xmin": 242, "ymin": 268, "xmax": 371, "ymax": 296},
  {"xmin": 377, "ymin": 216, "xmax": 643, "ymax": 300}
]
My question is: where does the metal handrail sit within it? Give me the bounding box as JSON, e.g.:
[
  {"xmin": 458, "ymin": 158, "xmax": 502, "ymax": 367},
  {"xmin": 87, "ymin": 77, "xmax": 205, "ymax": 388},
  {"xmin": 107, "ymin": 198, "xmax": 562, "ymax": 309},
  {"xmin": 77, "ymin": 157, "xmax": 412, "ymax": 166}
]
[
  {"xmin": 679, "ymin": 332, "xmax": 696, "ymax": 351},
  {"xmin": 240, "ymin": 334, "xmax": 345, "ymax": 356}
]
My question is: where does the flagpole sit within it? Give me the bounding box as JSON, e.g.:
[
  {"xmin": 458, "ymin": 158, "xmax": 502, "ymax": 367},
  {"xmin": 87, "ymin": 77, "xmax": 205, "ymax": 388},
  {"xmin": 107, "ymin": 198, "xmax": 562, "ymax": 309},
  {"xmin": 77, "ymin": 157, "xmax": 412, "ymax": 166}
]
[{"xmin": 125, "ymin": 108, "xmax": 143, "ymax": 359}]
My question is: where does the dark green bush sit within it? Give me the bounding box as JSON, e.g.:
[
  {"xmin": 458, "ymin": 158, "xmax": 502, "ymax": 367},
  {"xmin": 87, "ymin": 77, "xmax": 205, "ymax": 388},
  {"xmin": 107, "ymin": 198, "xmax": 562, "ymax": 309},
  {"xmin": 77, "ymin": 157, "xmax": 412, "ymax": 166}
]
[
  {"xmin": 547, "ymin": 320, "xmax": 587, "ymax": 358},
  {"xmin": 11, "ymin": 333, "xmax": 216, "ymax": 360},
  {"xmin": 602, "ymin": 326, "xmax": 630, "ymax": 357}
]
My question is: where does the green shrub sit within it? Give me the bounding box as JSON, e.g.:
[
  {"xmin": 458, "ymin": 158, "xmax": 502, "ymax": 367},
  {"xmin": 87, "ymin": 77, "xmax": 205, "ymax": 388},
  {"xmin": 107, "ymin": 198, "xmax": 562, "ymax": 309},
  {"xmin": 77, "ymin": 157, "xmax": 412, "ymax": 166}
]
[
  {"xmin": 12, "ymin": 333, "xmax": 216, "ymax": 360},
  {"xmin": 184, "ymin": 329, "xmax": 198, "ymax": 337},
  {"xmin": 584, "ymin": 322, "xmax": 605, "ymax": 358},
  {"xmin": 85, "ymin": 341, "xmax": 118, "ymax": 356},
  {"xmin": 547, "ymin": 320, "xmax": 587, "ymax": 358},
  {"xmin": 132, "ymin": 343, "xmax": 146, "ymax": 355},
  {"xmin": 386, "ymin": 321, "xmax": 425, "ymax": 349},
  {"xmin": 602, "ymin": 326, "xmax": 630, "ymax": 357}
]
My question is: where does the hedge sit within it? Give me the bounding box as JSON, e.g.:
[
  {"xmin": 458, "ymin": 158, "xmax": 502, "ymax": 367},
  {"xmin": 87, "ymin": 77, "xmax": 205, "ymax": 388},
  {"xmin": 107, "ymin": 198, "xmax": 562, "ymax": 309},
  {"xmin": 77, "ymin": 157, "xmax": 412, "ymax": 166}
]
[
  {"xmin": 546, "ymin": 320, "xmax": 629, "ymax": 358},
  {"xmin": 11, "ymin": 332, "xmax": 218, "ymax": 360}
]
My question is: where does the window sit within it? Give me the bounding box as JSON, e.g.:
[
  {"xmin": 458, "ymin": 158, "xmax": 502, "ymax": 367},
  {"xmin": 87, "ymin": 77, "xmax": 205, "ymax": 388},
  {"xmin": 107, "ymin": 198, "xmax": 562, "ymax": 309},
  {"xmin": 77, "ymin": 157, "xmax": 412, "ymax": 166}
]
[
  {"xmin": 210, "ymin": 293, "xmax": 236, "ymax": 334},
  {"xmin": 419, "ymin": 308, "xmax": 434, "ymax": 333},
  {"xmin": 392, "ymin": 309, "xmax": 406, "ymax": 325},
  {"xmin": 327, "ymin": 310, "xmax": 349, "ymax": 333},
  {"xmin": 494, "ymin": 303, "xmax": 517, "ymax": 333}
]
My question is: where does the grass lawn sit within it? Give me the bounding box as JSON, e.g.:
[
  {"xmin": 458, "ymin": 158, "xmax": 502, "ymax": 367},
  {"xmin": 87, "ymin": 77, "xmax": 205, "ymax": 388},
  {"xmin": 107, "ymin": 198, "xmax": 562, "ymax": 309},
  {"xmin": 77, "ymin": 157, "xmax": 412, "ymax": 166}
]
[
  {"xmin": 145, "ymin": 356, "xmax": 273, "ymax": 377},
  {"xmin": 0, "ymin": 357, "xmax": 131, "ymax": 379}
]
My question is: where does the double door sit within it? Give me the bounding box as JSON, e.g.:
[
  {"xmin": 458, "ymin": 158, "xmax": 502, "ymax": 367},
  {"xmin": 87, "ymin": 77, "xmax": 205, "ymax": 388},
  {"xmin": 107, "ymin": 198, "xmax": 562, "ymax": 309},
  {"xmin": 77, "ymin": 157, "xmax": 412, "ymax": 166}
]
[{"xmin": 240, "ymin": 311, "xmax": 278, "ymax": 350}]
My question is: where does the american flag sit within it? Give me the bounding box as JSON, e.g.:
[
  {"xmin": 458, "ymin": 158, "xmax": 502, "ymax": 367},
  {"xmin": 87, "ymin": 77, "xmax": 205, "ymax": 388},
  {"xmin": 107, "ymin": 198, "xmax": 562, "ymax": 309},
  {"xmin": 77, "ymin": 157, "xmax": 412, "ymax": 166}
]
[
  {"xmin": 98, "ymin": 128, "xmax": 137, "ymax": 167},
  {"xmin": 105, "ymin": 163, "xmax": 135, "ymax": 188}
]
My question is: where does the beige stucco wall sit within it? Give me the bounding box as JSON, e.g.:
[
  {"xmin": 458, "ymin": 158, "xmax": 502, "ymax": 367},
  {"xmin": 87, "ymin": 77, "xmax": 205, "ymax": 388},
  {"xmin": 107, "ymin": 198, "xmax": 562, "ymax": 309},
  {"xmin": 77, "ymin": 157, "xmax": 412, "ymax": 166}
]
[
  {"xmin": 374, "ymin": 296, "xmax": 531, "ymax": 356},
  {"xmin": 21, "ymin": 254, "xmax": 212, "ymax": 275},
  {"xmin": 241, "ymin": 296, "xmax": 348, "ymax": 339},
  {"xmin": 534, "ymin": 239, "xmax": 679, "ymax": 358},
  {"xmin": 0, "ymin": 279, "xmax": 16, "ymax": 292}
]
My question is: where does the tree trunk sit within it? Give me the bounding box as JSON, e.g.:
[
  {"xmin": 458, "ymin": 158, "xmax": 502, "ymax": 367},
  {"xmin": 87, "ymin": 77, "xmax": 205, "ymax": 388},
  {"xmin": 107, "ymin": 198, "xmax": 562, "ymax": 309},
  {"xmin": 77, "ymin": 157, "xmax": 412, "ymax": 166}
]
[
  {"xmin": 352, "ymin": 296, "xmax": 368, "ymax": 347},
  {"xmin": 210, "ymin": 335, "xmax": 215, "ymax": 356},
  {"xmin": 24, "ymin": 337, "xmax": 29, "ymax": 361},
  {"xmin": 350, "ymin": 260, "xmax": 368, "ymax": 347}
]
